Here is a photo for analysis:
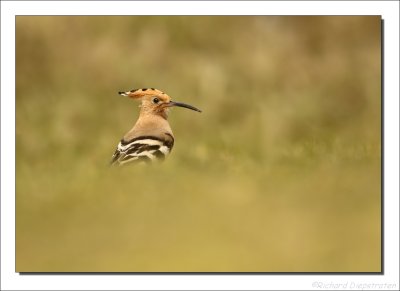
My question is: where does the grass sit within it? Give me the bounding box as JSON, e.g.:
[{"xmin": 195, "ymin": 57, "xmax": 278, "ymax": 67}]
[{"xmin": 16, "ymin": 16, "xmax": 381, "ymax": 272}]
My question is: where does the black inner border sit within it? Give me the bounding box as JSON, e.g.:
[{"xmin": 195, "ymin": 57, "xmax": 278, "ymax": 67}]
[{"xmin": 12, "ymin": 15, "xmax": 384, "ymax": 276}]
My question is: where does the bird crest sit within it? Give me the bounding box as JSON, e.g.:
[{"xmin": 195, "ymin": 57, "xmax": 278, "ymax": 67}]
[{"xmin": 118, "ymin": 88, "xmax": 170, "ymax": 102}]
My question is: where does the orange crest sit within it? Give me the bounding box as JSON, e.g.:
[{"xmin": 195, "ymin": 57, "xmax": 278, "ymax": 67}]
[{"xmin": 118, "ymin": 88, "xmax": 171, "ymax": 102}]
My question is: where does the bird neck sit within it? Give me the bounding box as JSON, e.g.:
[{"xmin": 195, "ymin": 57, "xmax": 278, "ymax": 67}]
[{"xmin": 123, "ymin": 110, "xmax": 172, "ymax": 142}]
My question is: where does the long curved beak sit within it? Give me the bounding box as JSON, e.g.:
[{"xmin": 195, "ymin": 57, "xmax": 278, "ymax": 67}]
[{"xmin": 167, "ymin": 101, "xmax": 202, "ymax": 113}]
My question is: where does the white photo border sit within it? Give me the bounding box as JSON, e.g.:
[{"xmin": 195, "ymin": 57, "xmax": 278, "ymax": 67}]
[{"xmin": 1, "ymin": 1, "xmax": 399, "ymax": 290}]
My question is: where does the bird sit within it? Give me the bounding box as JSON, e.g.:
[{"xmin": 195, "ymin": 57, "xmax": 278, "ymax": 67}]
[{"xmin": 110, "ymin": 88, "xmax": 201, "ymax": 166}]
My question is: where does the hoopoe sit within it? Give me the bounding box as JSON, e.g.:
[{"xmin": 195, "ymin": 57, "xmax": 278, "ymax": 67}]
[{"xmin": 110, "ymin": 88, "xmax": 201, "ymax": 166}]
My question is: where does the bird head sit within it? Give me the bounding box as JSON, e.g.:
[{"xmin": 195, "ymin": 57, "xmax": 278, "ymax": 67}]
[{"xmin": 118, "ymin": 88, "xmax": 201, "ymax": 117}]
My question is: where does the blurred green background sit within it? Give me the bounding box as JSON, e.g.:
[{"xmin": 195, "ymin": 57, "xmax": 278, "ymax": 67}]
[{"xmin": 16, "ymin": 16, "xmax": 381, "ymax": 272}]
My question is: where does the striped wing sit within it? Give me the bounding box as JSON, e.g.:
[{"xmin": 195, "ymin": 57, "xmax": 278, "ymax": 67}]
[{"xmin": 110, "ymin": 135, "xmax": 174, "ymax": 166}]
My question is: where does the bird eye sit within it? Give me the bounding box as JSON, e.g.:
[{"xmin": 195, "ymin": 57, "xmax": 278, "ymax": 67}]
[{"xmin": 152, "ymin": 97, "xmax": 160, "ymax": 104}]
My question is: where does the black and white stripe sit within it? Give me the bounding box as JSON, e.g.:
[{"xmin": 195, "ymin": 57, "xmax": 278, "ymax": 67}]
[{"xmin": 110, "ymin": 135, "xmax": 174, "ymax": 166}]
